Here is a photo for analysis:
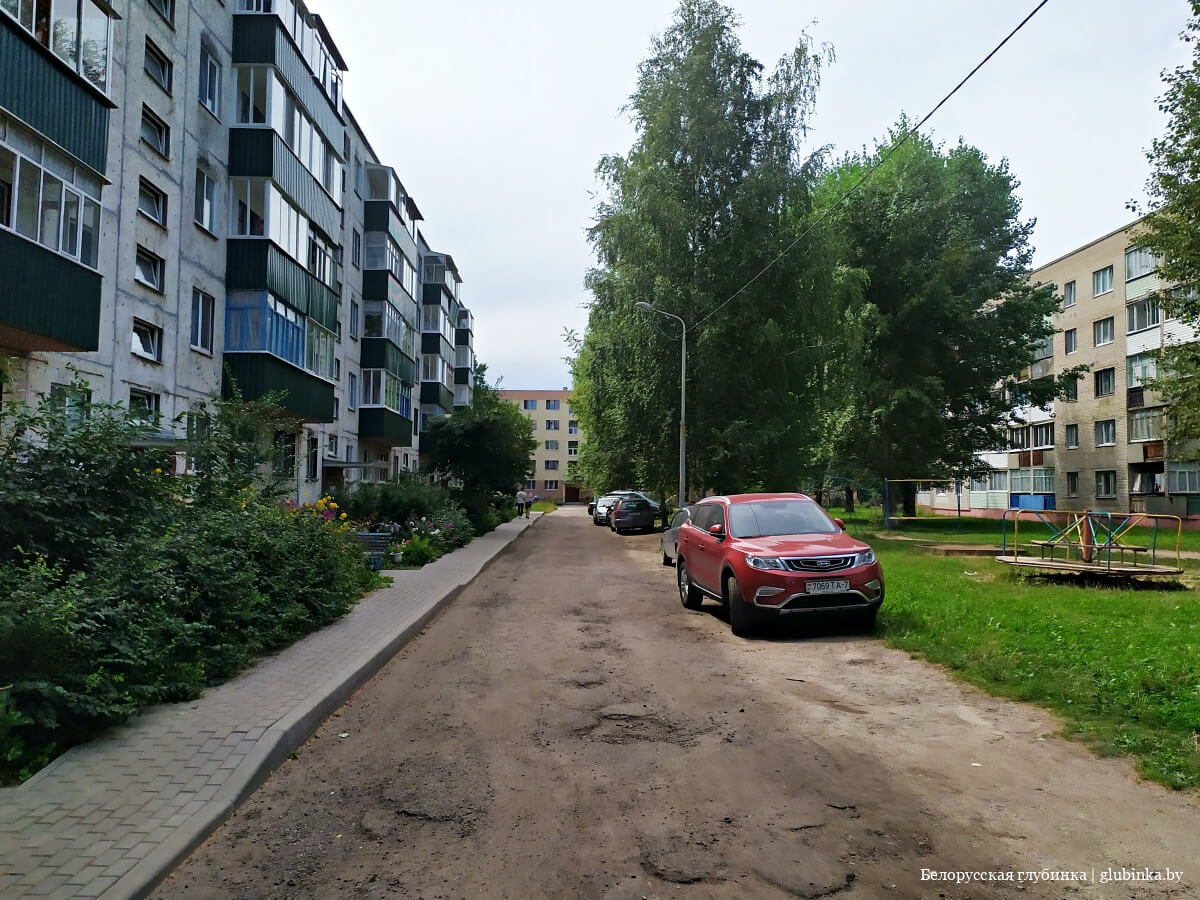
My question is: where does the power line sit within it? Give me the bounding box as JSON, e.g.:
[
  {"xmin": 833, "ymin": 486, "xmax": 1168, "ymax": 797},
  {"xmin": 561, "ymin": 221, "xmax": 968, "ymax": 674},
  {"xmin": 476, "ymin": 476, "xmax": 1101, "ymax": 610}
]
[{"xmin": 693, "ymin": 0, "xmax": 1052, "ymax": 330}]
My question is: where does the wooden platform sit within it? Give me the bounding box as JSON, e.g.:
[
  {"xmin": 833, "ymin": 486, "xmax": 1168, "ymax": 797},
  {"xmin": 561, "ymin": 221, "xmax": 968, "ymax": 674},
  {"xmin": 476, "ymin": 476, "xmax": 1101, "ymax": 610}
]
[{"xmin": 994, "ymin": 555, "xmax": 1183, "ymax": 576}]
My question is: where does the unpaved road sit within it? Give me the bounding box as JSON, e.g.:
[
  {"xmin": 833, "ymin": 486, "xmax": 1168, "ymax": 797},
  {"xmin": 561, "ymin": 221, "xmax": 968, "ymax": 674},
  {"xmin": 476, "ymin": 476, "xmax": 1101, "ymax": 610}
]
[{"xmin": 157, "ymin": 506, "xmax": 1200, "ymax": 899}]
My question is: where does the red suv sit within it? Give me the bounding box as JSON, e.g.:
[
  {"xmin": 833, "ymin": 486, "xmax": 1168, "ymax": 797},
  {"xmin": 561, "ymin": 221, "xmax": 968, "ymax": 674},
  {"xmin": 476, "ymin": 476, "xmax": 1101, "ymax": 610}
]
[{"xmin": 676, "ymin": 493, "xmax": 883, "ymax": 636}]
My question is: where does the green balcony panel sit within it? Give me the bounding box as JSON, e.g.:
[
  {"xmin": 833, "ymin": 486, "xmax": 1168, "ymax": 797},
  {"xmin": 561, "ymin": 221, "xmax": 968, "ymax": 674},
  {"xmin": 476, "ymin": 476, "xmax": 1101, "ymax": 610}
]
[
  {"xmin": 227, "ymin": 240, "xmax": 338, "ymax": 332},
  {"xmin": 455, "ymin": 328, "xmax": 472, "ymax": 346},
  {"xmin": 0, "ymin": 230, "xmax": 100, "ymax": 351},
  {"xmin": 358, "ymin": 407, "xmax": 413, "ymax": 446},
  {"xmin": 363, "ymin": 199, "xmax": 410, "ymax": 247},
  {"xmin": 228, "ymin": 129, "xmax": 340, "ymax": 237},
  {"xmin": 420, "ymin": 382, "xmax": 455, "ymax": 412},
  {"xmin": 361, "ymin": 337, "xmax": 416, "ymax": 384},
  {"xmin": 223, "ymin": 352, "xmax": 335, "ymax": 422},
  {"xmin": 0, "ymin": 22, "xmax": 112, "ymax": 174}
]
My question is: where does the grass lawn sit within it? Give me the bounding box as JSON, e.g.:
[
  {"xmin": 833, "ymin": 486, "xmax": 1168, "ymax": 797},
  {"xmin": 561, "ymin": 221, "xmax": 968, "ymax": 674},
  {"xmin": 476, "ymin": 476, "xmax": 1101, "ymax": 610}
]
[
  {"xmin": 875, "ymin": 542, "xmax": 1200, "ymax": 790},
  {"xmin": 530, "ymin": 500, "xmax": 558, "ymax": 514}
]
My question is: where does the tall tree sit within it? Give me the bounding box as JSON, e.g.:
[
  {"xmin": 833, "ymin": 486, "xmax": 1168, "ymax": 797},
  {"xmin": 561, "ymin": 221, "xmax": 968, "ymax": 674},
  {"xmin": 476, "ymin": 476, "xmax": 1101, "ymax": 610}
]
[
  {"xmin": 572, "ymin": 0, "xmax": 852, "ymax": 500},
  {"xmin": 820, "ymin": 124, "xmax": 1065, "ymax": 515},
  {"xmin": 1134, "ymin": 1, "xmax": 1200, "ymax": 454}
]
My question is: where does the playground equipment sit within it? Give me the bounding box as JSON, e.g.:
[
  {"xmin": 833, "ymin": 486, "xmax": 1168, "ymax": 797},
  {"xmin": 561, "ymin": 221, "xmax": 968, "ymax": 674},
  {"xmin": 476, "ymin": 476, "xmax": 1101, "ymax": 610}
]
[
  {"xmin": 882, "ymin": 478, "xmax": 962, "ymax": 531},
  {"xmin": 996, "ymin": 508, "xmax": 1183, "ymax": 577}
]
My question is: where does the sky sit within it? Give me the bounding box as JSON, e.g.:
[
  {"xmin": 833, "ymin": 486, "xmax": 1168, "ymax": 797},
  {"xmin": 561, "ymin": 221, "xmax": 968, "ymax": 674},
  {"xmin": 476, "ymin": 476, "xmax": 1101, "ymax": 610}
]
[{"xmin": 327, "ymin": 0, "xmax": 1193, "ymax": 390}]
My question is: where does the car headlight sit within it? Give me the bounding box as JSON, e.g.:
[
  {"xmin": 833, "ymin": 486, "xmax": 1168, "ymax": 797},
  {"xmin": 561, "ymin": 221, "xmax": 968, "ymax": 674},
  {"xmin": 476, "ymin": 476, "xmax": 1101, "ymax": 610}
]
[
  {"xmin": 854, "ymin": 548, "xmax": 876, "ymax": 566},
  {"xmin": 746, "ymin": 556, "xmax": 786, "ymax": 570}
]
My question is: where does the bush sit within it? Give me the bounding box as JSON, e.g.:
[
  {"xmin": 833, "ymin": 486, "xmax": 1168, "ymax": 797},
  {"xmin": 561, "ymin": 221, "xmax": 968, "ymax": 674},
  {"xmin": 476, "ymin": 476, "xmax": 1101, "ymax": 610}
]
[
  {"xmin": 399, "ymin": 533, "xmax": 439, "ymax": 567},
  {"xmin": 332, "ymin": 475, "xmax": 449, "ymax": 529}
]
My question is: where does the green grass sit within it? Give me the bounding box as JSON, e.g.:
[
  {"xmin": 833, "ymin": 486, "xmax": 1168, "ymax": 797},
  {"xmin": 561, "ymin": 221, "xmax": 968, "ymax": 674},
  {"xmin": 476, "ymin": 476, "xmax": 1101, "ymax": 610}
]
[
  {"xmin": 875, "ymin": 543, "xmax": 1200, "ymax": 790},
  {"xmin": 530, "ymin": 500, "xmax": 558, "ymax": 513}
]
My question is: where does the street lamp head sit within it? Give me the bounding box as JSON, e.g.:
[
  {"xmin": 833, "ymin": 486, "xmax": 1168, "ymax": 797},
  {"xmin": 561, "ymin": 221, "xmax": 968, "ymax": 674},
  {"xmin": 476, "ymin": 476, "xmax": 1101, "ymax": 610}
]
[{"xmin": 635, "ymin": 301, "xmax": 654, "ymax": 311}]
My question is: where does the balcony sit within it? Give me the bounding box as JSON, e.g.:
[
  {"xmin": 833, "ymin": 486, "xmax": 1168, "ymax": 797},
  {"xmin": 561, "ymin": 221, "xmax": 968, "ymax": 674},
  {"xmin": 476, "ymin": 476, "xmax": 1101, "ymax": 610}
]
[
  {"xmin": 358, "ymin": 407, "xmax": 413, "ymax": 446},
  {"xmin": 227, "ymin": 240, "xmax": 339, "ymax": 332},
  {"xmin": 1128, "ymin": 386, "xmax": 1145, "ymax": 410},
  {"xmin": 0, "ymin": 229, "xmax": 101, "ymax": 351},
  {"xmin": 453, "ymin": 383, "xmax": 473, "ymax": 407},
  {"xmin": 222, "ymin": 353, "xmax": 335, "ymax": 422},
  {"xmin": 455, "ymin": 346, "xmax": 475, "ymax": 370},
  {"xmin": 361, "ymin": 336, "xmax": 416, "ymax": 385},
  {"xmin": 420, "ymin": 381, "xmax": 455, "ymax": 413}
]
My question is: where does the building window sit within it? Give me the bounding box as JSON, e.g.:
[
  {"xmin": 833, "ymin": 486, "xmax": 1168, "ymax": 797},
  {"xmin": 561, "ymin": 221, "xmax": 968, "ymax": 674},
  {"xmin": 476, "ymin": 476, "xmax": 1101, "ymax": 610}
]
[
  {"xmin": 523, "ymin": 398, "xmax": 537, "ymax": 410},
  {"xmin": 1062, "ymin": 280, "xmax": 1076, "ymax": 308},
  {"xmin": 544, "ymin": 480, "xmax": 559, "ymax": 490},
  {"xmin": 1064, "ymin": 376, "xmax": 1078, "ymax": 402},
  {"xmin": 144, "ymin": 38, "xmax": 172, "ymax": 93},
  {"xmin": 131, "ymin": 319, "xmax": 163, "ymax": 361},
  {"xmin": 545, "ymin": 419, "xmax": 560, "ymax": 430},
  {"xmin": 349, "ymin": 299, "xmax": 359, "ymax": 339},
  {"xmin": 1067, "ymin": 471, "xmax": 1079, "ymax": 497},
  {"xmin": 305, "ymin": 435, "xmax": 319, "ymax": 480},
  {"xmin": 48, "ymin": 382, "xmax": 91, "ymax": 427},
  {"xmin": 332, "ymin": 397, "xmax": 339, "ymax": 419},
  {"xmin": 348, "ymin": 372, "xmax": 357, "ymax": 410},
  {"xmin": 147, "ymin": 0, "xmax": 174, "ymax": 24},
  {"xmin": 199, "ymin": 48, "xmax": 221, "ymax": 117},
  {"xmin": 134, "ymin": 246, "xmax": 165, "ymax": 292},
  {"xmin": 1129, "ymin": 408, "xmax": 1164, "ymax": 442},
  {"xmin": 351, "ymin": 229, "xmax": 361, "ymax": 267},
  {"xmin": 523, "ymin": 479, "xmax": 536, "ymax": 491},
  {"xmin": 191, "ymin": 289, "xmax": 214, "ymax": 353},
  {"xmin": 1093, "ymin": 368, "xmax": 1115, "ymax": 397},
  {"xmin": 568, "ymin": 420, "xmax": 579, "ymax": 435},
  {"xmin": 0, "ymin": 138, "xmax": 102, "ymax": 268},
  {"xmin": 1127, "ymin": 352, "xmax": 1157, "ymax": 388},
  {"xmin": 195, "ymin": 169, "xmax": 217, "ymax": 232},
  {"xmin": 140, "ymin": 106, "xmax": 170, "ymax": 158},
  {"xmin": 1032, "ymin": 467, "xmax": 1055, "ymax": 493},
  {"xmin": 273, "ymin": 431, "xmax": 296, "ymax": 475},
  {"xmin": 129, "ymin": 388, "xmax": 161, "ymax": 421},
  {"xmin": 546, "ymin": 399, "xmax": 560, "ymax": 410},
  {"xmin": 1095, "ymin": 470, "xmax": 1117, "ymax": 498},
  {"xmin": 1126, "ymin": 296, "xmax": 1159, "ymax": 334},
  {"xmin": 1093, "ymin": 265, "xmax": 1113, "ymax": 297},
  {"xmin": 1095, "ymin": 419, "xmax": 1117, "ymax": 447},
  {"xmin": 568, "ymin": 440, "xmax": 579, "ymax": 457},
  {"xmin": 1, "ymin": 0, "xmax": 112, "ymax": 92},
  {"xmin": 544, "ymin": 459, "xmax": 559, "ymax": 470},
  {"xmin": 1093, "ymin": 317, "xmax": 1114, "ymax": 346},
  {"xmin": 1125, "ymin": 247, "xmax": 1155, "ymax": 281},
  {"xmin": 1031, "ymin": 423, "xmax": 1054, "ymax": 449},
  {"xmin": 1168, "ymin": 463, "xmax": 1200, "ymax": 493},
  {"xmin": 326, "ymin": 434, "xmax": 338, "ymax": 458},
  {"xmin": 1008, "ymin": 426, "xmax": 1029, "ymax": 451},
  {"xmin": 137, "ymin": 178, "xmax": 167, "ymax": 225},
  {"xmin": 1064, "ymin": 328, "xmax": 1077, "ymax": 354},
  {"xmin": 544, "ymin": 439, "xmax": 558, "ymax": 451},
  {"xmin": 1065, "ymin": 424, "xmax": 1079, "ymax": 448},
  {"xmin": 334, "ymin": 357, "xmax": 341, "ymax": 380},
  {"xmin": 225, "ymin": 291, "xmax": 305, "ymax": 367}
]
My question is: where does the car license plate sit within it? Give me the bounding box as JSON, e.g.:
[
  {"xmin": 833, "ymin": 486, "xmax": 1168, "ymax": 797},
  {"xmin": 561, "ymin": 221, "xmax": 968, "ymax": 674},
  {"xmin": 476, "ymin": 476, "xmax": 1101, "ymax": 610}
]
[{"xmin": 805, "ymin": 579, "xmax": 850, "ymax": 595}]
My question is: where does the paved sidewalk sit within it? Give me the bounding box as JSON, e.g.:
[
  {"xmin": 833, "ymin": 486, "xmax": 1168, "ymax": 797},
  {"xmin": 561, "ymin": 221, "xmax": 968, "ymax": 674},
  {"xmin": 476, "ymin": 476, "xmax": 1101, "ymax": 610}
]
[{"xmin": 0, "ymin": 513, "xmax": 541, "ymax": 899}]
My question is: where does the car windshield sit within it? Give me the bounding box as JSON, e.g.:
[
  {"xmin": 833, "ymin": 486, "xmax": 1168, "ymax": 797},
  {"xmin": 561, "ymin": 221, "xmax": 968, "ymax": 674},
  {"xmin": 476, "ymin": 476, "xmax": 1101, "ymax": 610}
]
[
  {"xmin": 728, "ymin": 500, "xmax": 838, "ymax": 538},
  {"xmin": 623, "ymin": 500, "xmax": 648, "ymax": 511}
]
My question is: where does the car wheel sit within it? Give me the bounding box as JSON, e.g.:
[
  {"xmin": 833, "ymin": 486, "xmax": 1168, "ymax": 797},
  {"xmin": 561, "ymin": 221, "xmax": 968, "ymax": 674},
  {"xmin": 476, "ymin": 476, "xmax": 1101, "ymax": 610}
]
[
  {"xmin": 593, "ymin": 516, "xmax": 603, "ymax": 526},
  {"xmin": 661, "ymin": 550, "xmax": 673, "ymax": 567},
  {"xmin": 726, "ymin": 575, "xmax": 756, "ymax": 638},
  {"xmin": 677, "ymin": 559, "xmax": 703, "ymax": 610}
]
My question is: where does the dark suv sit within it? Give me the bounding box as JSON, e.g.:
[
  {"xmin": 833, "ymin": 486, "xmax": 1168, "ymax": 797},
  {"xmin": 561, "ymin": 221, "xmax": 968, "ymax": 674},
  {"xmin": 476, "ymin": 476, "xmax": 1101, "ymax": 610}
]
[
  {"xmin": 675, "ymin": 493, "xmax": 883, "ymax": 636},
  {"xmin": 609, "ymin": 497, "xmax": 658, "ymax": 534}
]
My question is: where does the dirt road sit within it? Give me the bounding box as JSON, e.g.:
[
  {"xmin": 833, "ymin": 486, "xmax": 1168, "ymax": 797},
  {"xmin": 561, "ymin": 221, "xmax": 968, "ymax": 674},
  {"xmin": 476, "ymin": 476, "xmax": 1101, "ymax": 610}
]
[{"xmin": 157, "ymin": 506, "xmax": 1200, "ymax": 899}]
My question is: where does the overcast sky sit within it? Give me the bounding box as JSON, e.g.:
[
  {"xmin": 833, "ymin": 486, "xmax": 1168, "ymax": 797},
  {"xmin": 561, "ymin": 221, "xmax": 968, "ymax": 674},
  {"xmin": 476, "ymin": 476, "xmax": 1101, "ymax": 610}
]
[{"xmin": 328, "ymin": 0, "xmax": 1192, "ymax": 390}]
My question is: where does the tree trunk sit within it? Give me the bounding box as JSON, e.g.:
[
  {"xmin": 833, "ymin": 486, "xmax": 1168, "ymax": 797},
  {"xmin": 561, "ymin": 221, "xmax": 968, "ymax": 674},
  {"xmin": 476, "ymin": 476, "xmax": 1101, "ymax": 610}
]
[
  {"xmin": 902, "ymin": 482, "xmax": 917, "ymax": 518},
  {"xmin": 843, "ymin": 486, "xmax": 855, "ymax": 513}
]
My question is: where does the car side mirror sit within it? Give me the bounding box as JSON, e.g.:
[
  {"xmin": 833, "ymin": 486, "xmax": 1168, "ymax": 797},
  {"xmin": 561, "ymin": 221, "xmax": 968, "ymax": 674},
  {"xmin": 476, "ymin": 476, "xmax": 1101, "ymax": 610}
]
[
  {"xmin": 708, "ymin": 523, "xmax": 725, "ymax": 538},
  {"xmin": 833, "ymin": 518, "xmax": 846, "ymax": 530}
]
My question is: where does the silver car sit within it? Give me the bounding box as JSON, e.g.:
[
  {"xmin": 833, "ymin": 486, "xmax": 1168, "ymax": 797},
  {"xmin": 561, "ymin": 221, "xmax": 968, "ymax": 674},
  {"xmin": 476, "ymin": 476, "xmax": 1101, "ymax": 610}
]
[{"xmin": 659, "ymin": 505, "xmax": 693, "ymax": 566}]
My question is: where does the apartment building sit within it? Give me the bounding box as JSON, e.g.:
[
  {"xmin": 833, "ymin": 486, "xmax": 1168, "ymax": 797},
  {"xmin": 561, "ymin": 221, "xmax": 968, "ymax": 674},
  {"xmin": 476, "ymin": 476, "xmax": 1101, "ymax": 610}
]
[
  {"xmin": 957, "ymin": 219, "xmax": 1199, "ymax": 518},
  {"xmin": 0, "ymin": 0, "xmax": 475, "ymax": 502},
  {"xmin": 498, "ymin": 389, "xmax": 586, "ymax": 502}
]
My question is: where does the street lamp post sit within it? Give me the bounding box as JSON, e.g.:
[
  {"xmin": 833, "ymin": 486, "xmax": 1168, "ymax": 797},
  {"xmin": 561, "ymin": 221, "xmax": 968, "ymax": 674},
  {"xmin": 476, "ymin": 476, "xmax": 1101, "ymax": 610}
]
[{"xmin": 635, "ymin": 302, "xmax": 686, "ymax": 510}]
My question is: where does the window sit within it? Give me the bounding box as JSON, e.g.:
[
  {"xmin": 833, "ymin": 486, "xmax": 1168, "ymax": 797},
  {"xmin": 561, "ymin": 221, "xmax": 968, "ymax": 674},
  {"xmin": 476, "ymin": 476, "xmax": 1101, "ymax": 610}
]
[
  {"xmin": 332, "ymin": 397, "xmax": 339, "ymax": 420},
  {"xmin": 0, "ymin": 136, "xmax": 101, "ymax": 267},
  {"xmin": 1067, "ymin": 472, "xmax": 1079, "ymax": 497},
  {"xmin": 305, "ymin": 435, "xmax": 319, "ymax": 480},
  {"xmin": 1, "ymin": 0, "xmax": 111, "ymax": 92},
  {"xmin": 1127, "ymin": 353, "xmax": 1157, "ymax": 388},
  {"xmin": 137, "ymin": 178, "xmax": 166, "ymax": 225},
  {"xmin": 147, "ymin": 0, "xmax": 174, "ymax": 24},
  {"xmin": 49, "ymin": 382, "xmax": 91, "ymax": 427},
  {"xmin": 349, "ymin": 299, "xmax": 359, "ymax": 339},
  {"xmin": 134, "ymin": 246, "xmax": 164, "ymax": 292},
  {"xmin": 1095, "ymin": 419, "xmax": 1117, "ymax": 447},
  {"xmin": 199, "ymin": 48, "xmax": 220, "ymax": 117},
  {"xmin": 1032, "ymin": 467, "xmax": 1055, "ymax": 493},
  {"xmin": 1031, "ymin": 423, "xmax": 1054, "ymax": 449},
  {"xmin": 1008, "ymin": 426, "xmax": 1029, "ymax": 451},
  {"xmin": 1169, "ymin": 463, "xmax": 1200, "ymax": 493},
  {"xmin": 326, "ymin": 434, "xmax": 338, "ymax": 458},
  {"xmin": 546, "ymin": 399, "xmax": 560, "ymax": 410},
  {"xmin": 140, "ymin": 106, "xmax": 170, "ymax": 157},
  {"xmin": 523, "ymin": 479, "xmax": 536, "ymax": 491},
  {"xmin": 273, "ymin": 431, "xmax": 296, "ymax": 474},
  {"xmin": 129, "ymin": 388, "xmax": 161, "ymax": 421},
  {"xmin": 131, "ymin": 319, "xmax": 162, "ymax": 361},
  {"xmin": 1125, "ymin": 247, "xmax": 1155, "ymax": 281},
  {"xmin": 1093, "ymin": 317, "xmax": 1114, "ymax": 346},
  {"xmin": 1064, "ymin": 328, "xmax": 1077, "ymax": 354},
  {"xmin": 568, "ymin": 440, "xmax": 579, "ymax": 457},
  {"xmin": 190, "ymin": 289, "xmax": 214, "ymax": 353},
  {"xmin": 351, "ymin": 229, "xmax": 360, "ymax": 267},
  {"xmin": 1094, "ymin": 368, "xmax": 1115, "ymax": 397},
  {"xmin": 544, "ymin": 480, "xmax": 559, "ymax": 490},
  {"xmin": 1065, "ymin": 424, "xmax": 1079, "ymax": 448},
  {"xmin": 1009, "ymin": 468, "xmax": 1032, "ymax": 493},
  {"xmin": 1096, "ymin": 470, "xmax": 1116, "ymax": 498},
  {"xmin": 1126, "ymin": 296, "xmax": 1159, "ymax": 333},
  {"xmin": 348, "ymin": 372, "xmax": 357, "ymax": 410},
  {"xmin": 1129, "ymin": 408, "xmax": 1163, "ymax": 442},
  {"xmin": 194, "ymin": 169, "xmax": 217, "ymax": 232},
  {"xmin": 545, "ymin": 419, "xmax": 560, "ymax": 430},
  {"xmin": 1062, "ymin": 280, "xmax": 1076, "ymax": 308},
  {"xmin": 144, "ymin": 39, "xmax": 172, "ymax": 93},
  {"xmin": 333, "ymin": 357, "xmax": 341, "ymax": 380},
  {"xmin": 545, "ymin": 440, "xmax": 558, "ymax": 451},
  {"xmin": 523, "ymin": 399, "xmax": 537, "ymax": 410},
  {"xmin": 544, "ymin": 459, "xmax": 559, "ymax": 470},
  {"xmin": 568, "ymin": 419, "xmax": 579, "ymax": 435},
  {"xmin": 1093, "ymin": 265, "xmax": 1113, "ymax": 296},
  {"xmin": 1064, "ymin": 376, "xmax": 1078, "ymax": 402},
  {"xmin": 225, "ymin": 291, "xmax": 306, "ymax": 368}
]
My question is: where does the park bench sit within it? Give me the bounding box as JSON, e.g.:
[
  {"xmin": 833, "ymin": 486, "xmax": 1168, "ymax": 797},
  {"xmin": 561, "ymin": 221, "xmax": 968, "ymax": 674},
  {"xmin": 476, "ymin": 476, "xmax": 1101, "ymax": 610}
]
[{"xmin": 355, "ymin": 532, "xmax": 392, "ymax": 571}]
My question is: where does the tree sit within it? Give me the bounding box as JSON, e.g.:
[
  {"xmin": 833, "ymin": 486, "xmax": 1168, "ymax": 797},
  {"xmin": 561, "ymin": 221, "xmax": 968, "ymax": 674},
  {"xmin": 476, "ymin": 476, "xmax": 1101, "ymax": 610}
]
[
  {"xmin": 1134, "ymin": 1, "xmax": 1200, "ymax": 455},
  {"xmin": 421, "ymin": 365, "xmax": 536, "ymax": 526},
  {"xmin": 820, "ymin": 124, "xmax": 1068, "ymax": 515},
  {"xmin": 571, "ymin": 0, "xmax": 853, "ymax": 500}
]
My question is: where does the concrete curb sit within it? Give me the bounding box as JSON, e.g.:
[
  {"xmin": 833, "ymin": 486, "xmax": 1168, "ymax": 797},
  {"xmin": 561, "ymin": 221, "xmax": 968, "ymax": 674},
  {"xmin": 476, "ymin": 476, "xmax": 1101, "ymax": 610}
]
[{"xmin": 112, "ymin": 515, "xmax": 541, "ymax": 899}]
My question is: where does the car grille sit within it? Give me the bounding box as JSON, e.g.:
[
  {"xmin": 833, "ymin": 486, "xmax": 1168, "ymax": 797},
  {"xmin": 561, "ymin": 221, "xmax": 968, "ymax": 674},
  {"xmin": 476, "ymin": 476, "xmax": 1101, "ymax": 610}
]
[
  {"xmin": 783, "ymin": 555, "xmax": 855, "ymax": 572},
  {"xmin": 781, "ymin": 593, "xmax": 863, "ymax": 610}
]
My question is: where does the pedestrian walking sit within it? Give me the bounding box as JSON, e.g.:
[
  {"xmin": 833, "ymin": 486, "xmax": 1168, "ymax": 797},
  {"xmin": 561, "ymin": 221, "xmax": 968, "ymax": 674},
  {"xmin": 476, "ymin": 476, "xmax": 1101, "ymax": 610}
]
[{"xmin": 516, "ymin": 487, "xmax": 528, "ymax": 518}]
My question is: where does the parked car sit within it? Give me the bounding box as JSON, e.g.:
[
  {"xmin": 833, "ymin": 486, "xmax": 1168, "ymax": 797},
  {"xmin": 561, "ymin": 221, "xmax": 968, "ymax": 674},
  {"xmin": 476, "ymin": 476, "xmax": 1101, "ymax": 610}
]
[
  {"xmin": 659, "ymin": 505, "xmax": 693, "ymax": 566},
  {"xmin": 609, "ymin": 497, "xmax": 658, "ymax": 534},
  {"xmin": 587, "ymin": 499, "xmax": 596, "ymax": 516},
  {"xmin": 592, "ymin": 493, "xmax": 632, "ymax": 526},
  {"xmin": 675, "ymin": 493, "xmax": 883, "ymax": 636}
]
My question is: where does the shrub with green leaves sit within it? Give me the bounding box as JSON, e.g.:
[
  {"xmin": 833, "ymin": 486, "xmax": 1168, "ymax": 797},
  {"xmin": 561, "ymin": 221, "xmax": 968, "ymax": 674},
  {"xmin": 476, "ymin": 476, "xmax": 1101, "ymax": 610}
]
[{"xmin": 399, "ymin": 533, "xmax": 439, "ymax": 567}]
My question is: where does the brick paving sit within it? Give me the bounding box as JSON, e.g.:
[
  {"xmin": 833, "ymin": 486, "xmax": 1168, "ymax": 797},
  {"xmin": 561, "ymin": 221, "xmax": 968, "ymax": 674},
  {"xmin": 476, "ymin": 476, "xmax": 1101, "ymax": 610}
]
[{"xmin": 0, "ymin": 513, "xmax": 540, "ymax": 899}]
